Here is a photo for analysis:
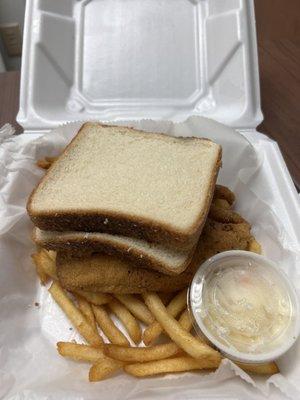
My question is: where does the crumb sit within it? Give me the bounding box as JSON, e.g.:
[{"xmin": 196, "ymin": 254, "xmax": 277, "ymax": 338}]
[
  {"xmin": 34, "ymin": 302, "xmax": 40, "ymax": 307},
  {"xmin": 69, "ymin": 327, "xmax": 73, "ymax": 331}
]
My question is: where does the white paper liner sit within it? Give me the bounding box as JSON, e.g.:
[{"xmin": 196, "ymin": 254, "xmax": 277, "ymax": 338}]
[{"xmin": 0, "ymin": 117, "xmax": 299, "ymax": 400}]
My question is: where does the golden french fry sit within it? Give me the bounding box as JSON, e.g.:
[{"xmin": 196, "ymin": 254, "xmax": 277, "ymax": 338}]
[
  {"xmin": 104, "ymin": 305, "xmax": 194, "ymax": 363},
  {"xmin": 31, "ymin": 253, "xmax": 49, "ymax": 284},
  {"xmin": 248, "ymin": 239, "xmax": 262, "ymax": 254},
  {"xmin": 143, "ymin": 293, "xmax": 220, "ymax": 362},
  {"xmin": 39, "ymin": 249, "xmax": 57, "ymax": 279},
  {"xmin": 75, "ymin": 295, "xmax": 97, "ymax": 332},
  {"xmin": 235, "ymin": 361, "xmax": 279, "ymax": 375},
  {"xmin": 124, "ymin": 356, "xmax": 219, "ymax": 377},
  {"xmin": 57, "ymin": 342, "xmax": 105, "ymax": 363},
  {"xmin": 108, "ymin": 299, "xmax": 141, "ymax": 344},
  {"xmin": 49, "ymin": 282, "xmax": 103, "ymax": 347},
  {"xmin": 75, "ymin": 290, "xmax": 112, "ymax": 306},
  {"xmin": 115, "ymin": 294, "xmax": 154, "ymax": 325},
  {"xmin": 213, "ymin": 198, "xmax": 231, "ymax": 209},
  {"xmin": 89, "ymin": 358, "xmax": 123, "ymax": 382},
  {"xmin": 105, "ymin": 306, "xmax": 194, "ymax": 363},
  {"xmin": 104, "ymin": 342, "xmax": 181, "ymax": 363},
  {"xmin": 178, "ymin": 309, "xmax": 193, "ymax": 332},
  {"xmin": 92, "ymin": 305, "xmax": 130, "ymax": 346},
  {"xmin": 143, "ymin": 289, "xmax": 187, "ymax": 345}
]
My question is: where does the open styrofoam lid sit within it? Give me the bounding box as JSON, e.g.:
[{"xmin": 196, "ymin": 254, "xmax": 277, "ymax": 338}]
[{"xmin": 17, "ymin": 0, "xmax": 263, "ymax": 131}]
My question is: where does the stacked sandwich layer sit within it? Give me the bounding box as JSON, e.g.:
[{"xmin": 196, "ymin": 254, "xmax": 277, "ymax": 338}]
[
  {"xmin": 55, "ymin": 191, "xmax": 255, "ymax": 293},
  {"xmin": 27, "ymin": 122, "xmax": 222, "ymax": 278}
]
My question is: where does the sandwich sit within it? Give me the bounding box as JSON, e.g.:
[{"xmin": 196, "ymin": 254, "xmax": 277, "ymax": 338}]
[
  {"xmin": 27, "ymin": 123, "xmax": 222, "ymax": 252},
  {"xmin": 32, "ymin": 186, "xmax": 238, "ymax": 276}
]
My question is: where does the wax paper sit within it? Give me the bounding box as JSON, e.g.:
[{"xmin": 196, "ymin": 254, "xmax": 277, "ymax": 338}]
[{"xmin": 0, "ymin": 117, "xmax": 299, "ymax": 400}]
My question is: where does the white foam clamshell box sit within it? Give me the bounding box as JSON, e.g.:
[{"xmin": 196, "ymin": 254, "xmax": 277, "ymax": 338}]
[
  {"xmin": 18, "ymin": 0, "xmax": 262, "ymax": 129},
  {"xmin": 1, "ymin": 0, "xmax": 299, "ymax": 399}
]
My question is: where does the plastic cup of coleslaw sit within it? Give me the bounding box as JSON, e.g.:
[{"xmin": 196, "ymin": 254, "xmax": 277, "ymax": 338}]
[{"xmin": 188, "ymin": 250, "xmax": 300, "ymax": 363}]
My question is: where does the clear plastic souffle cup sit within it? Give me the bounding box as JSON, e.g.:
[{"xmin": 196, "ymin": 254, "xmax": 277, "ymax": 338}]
[{"xmin": 188, "ymin": 250, "xmax": 300, "ymax": 364}]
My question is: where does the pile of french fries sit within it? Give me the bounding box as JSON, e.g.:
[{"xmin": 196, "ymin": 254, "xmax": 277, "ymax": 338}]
[{"xmin": 31, "ymin": 249, "xmax": 279, "ymax": 382}]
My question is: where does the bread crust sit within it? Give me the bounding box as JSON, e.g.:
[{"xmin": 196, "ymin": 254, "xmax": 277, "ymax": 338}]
[{"xmin": 27, "ymin": 123, "xmax": 222, "ymax": 249}]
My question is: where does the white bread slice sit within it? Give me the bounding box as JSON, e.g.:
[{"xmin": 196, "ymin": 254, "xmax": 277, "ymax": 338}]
[
  {"xmin": 33, "ymin": 228, "xmax": 196, "ymax": 275},
  {"xmin": 28, "ymin": 123, "xmax": 221, "ymax": 248}
]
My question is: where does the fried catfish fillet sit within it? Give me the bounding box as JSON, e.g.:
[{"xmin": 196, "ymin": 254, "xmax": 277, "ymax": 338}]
[{"xmin": 56, "ymin": 186, "xmax": 256, "ymax": 293}]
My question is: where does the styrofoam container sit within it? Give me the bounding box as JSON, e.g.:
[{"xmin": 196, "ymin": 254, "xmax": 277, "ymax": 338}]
[
  {"xmin": 9, "ymin": 0, "xmax": 300, "ymax": 399},
  {"xmin": 18, "ymin": 0, "xmax": 263, "ymax": 131}
]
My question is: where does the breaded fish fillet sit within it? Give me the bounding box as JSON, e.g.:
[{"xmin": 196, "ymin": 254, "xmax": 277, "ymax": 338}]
[{"xmin": 56, "ymin": 187, "xmax": 255, "ymax": 293}]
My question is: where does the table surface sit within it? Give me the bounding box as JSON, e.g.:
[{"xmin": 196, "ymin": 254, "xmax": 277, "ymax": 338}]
[{"xmin": 0, "ymin": 0, "xmax": 299, "ymax": 190}]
